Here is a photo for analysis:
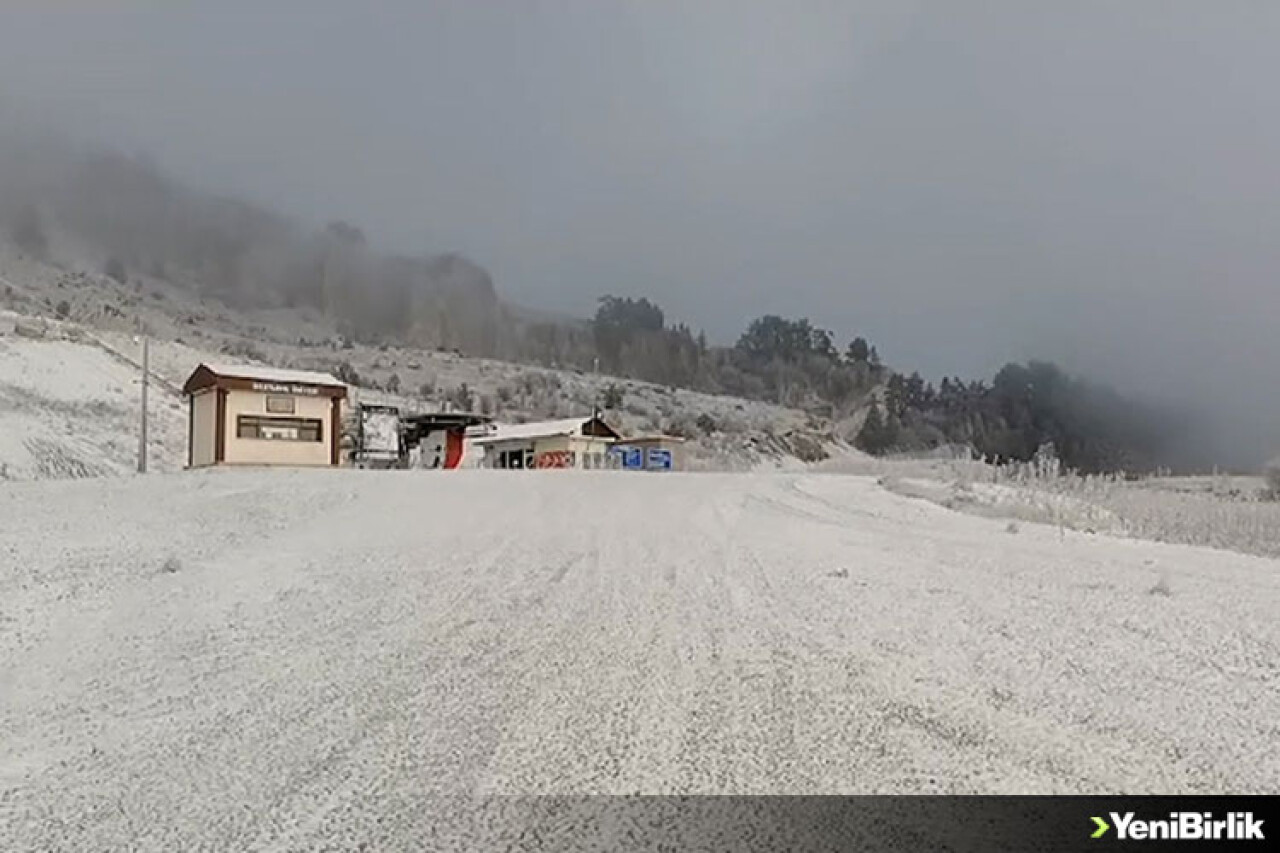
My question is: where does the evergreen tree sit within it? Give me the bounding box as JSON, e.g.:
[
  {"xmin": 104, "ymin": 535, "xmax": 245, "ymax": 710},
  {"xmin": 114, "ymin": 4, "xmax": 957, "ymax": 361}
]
[{"xmin": 856, "ymin": 402, "xmax": 898, "ymax": 454}]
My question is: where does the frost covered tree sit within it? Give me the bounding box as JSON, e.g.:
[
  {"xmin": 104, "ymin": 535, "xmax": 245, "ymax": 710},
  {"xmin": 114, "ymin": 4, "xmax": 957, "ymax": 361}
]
[{"xmin": 845, "ymin": 336, "xmax": 870, "ymax": 364}]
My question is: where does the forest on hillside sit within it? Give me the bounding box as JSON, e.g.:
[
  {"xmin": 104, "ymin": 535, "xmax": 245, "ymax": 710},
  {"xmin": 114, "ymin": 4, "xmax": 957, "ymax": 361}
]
[
  {"xmin": 584, "ymin": 301, "xmax": 1176, "ymax": 474},
  {"xmin": 2, "ymin": 140, "xmax": 1179, "ymax": 474}
]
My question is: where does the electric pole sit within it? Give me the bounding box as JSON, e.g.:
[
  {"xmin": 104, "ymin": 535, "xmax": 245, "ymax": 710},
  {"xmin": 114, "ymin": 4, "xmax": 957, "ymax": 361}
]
[
  {"xmin": 138, "ymin": 333, "xmax": 149, "ymax": 474},
  {"xmin": 592, "ymin": 357, "xmax": 600, "ymax": 419}
]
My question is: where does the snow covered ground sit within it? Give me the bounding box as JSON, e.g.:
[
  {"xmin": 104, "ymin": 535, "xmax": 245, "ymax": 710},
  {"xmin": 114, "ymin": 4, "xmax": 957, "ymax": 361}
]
[
  {"xmin": 2, "ymin": 469, "xmax": 1277, "ymax": 850},
  {"xmin": 880, "ymin": 476, "xmax": 1131, "ymax": 535},
  {"xmin": 0, "ymin": 320, "xmax": 186, "ymax": 479}
]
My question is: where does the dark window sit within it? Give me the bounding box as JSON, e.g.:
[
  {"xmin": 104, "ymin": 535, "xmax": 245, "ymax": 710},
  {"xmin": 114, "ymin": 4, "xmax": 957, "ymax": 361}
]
[{"xmin": 237, "ymin": 415, "xmax": 323, "ymax": 442}]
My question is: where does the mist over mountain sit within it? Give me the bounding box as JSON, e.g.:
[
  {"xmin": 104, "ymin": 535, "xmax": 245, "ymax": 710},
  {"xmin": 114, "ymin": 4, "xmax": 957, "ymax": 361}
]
[
  {"xmin": 0, "ymin": 127, "xmax": 1202, "ymax": 475},
  {"xmin": 2, "ymin": 1, "xmax": 1277, "ymax": 471}
]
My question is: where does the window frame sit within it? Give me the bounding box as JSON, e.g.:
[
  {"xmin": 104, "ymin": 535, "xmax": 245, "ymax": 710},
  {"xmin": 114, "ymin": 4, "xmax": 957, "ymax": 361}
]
[
  {"xmin": 236, "ymin": 414, "xmax": 324, "ymax": 443},
  {"xmin": 265, "ymin": 395, "xmax": 296, "ymax": 414}
]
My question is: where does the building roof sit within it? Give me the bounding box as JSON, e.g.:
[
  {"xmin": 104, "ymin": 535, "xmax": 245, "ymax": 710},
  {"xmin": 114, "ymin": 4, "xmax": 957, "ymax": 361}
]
[
  {"xmin": 618, "ymin": 434, "xmax": 688, "ymax": 444},
  {"xmin": 401, "ymin": 412, "xmax": 493, "ymax": 429},
  {"xmin": 200, "ymin": 362, "xmax": 346, "ymax": 387},
  {"xmin": 400, "ymin": 412, "xmax": 493, "ymax": 447},
  {"xmin": 471, "ymin": 416, "xmax": 620, "ymax": 445},
  {"xmin": 183, "ymin": 362, "xmax": 347, "ymax": 396}
]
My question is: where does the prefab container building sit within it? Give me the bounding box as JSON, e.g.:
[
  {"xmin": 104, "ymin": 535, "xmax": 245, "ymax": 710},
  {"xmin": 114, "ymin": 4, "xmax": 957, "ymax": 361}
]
[
  {"xmin": 183, "ymin": 363, "xmax": 348, "ymax": 469},
  {"xmin": 472, "ymin": 415, "xmax": 622, "ymax": 470}
]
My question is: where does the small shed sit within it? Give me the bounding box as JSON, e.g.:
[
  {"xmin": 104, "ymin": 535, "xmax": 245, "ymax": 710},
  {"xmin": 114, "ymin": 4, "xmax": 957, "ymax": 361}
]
[
  {"xmin": 183, "ymin": 363, "xmax": 347, "ymax": 468},
  {"xmin": 472, "ymin": 415, "xmax": 621, "ymax": 469}
]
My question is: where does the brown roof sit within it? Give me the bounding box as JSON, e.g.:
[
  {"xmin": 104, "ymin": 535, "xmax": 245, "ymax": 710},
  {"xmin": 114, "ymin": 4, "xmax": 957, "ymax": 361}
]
[
  {"xmin": 618, "ymin": 434, "xmax": 688, "ymax": 444},
  {"xmin": 183, "ymin": 362, "xmax": 348, "ymax": 398}
]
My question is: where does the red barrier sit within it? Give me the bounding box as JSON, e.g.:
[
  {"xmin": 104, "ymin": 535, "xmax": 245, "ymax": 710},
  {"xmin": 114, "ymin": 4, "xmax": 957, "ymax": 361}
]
[
  {"xmin": 443, "ymin": 429, "xmax": 465, "ymax": 469},
  {"xmin": 534, "ymin": 451, "xmax": 573, "ymax": 469}
]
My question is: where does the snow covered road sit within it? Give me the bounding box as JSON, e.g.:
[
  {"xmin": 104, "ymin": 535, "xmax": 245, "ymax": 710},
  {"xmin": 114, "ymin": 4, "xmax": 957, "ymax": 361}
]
[{"xmin": 2, "ymin": 470, "xmax": 1277, "ymax": 849}]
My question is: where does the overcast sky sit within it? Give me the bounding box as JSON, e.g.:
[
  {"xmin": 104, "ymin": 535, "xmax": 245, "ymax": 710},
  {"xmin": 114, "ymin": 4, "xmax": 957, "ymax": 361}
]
[{"xmin": 1, "ymin": 1, "xmax": 1278, "ymax": 463}]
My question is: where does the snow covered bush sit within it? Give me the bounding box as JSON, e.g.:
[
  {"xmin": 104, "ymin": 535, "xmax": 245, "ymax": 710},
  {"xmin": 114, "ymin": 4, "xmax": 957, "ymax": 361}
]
[{"xmin": 1264, "ymin": 457, "xmax": 1280, "ymax": 500}]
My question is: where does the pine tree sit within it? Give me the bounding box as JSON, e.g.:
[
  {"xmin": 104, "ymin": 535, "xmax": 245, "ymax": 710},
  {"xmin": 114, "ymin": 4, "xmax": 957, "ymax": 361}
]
[{"xmin": 856, "ymin": 402, "xmax": 897, "ymax": 454}]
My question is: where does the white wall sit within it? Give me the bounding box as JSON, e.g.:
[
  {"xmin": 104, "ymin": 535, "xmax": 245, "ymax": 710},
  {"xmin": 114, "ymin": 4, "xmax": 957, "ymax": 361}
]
[
  {"xmin": 221, "ymin": 389, "xmax": 334, "ymax": 467},
  {"xmin": 190, "ymin": 390, "xmax": 216, "ymax": 468},
  {"xmin": 568, "ymin": 436, "xmax": 615, "ymax": 469},
  {"xmin": 480, "ymin": 435, "xmax": 617, "ymax": 469}
]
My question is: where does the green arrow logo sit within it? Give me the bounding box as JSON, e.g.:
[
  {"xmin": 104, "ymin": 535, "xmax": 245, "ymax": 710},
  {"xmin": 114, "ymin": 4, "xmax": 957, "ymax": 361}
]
[{"xmin": 1091, "ymin": 816, "xmax": 1111, "ymax": 839}]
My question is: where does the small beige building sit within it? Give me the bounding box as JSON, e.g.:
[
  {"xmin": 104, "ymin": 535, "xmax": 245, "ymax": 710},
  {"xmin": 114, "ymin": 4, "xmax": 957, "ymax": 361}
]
[
  {"xmin": 183, "ymin": 363, "xmax": 348, "ymax": 469},
  {"xmin": 473, "ymin": 415, "xmax": 622, "ymax": 470}
]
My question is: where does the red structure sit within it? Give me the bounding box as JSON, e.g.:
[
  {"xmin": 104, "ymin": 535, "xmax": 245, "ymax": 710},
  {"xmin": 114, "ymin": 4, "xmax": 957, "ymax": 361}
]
[
  {"xmin": 443, "ymin": 429, "xmax": 466, "ymax": 469},
  {"xmin": 401, "ymin": 412, "xmax": 489, "ymax": 469}
]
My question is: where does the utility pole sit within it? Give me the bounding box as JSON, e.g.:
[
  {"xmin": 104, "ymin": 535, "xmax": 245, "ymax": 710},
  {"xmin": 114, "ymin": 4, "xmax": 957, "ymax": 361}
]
[
  {"xmin": 592, "ymin": 357, "xmax": 601, "ymax": 419},
  {"xmin": 138, "ymin": 333, "xmax": 149, "ymax": 474}
]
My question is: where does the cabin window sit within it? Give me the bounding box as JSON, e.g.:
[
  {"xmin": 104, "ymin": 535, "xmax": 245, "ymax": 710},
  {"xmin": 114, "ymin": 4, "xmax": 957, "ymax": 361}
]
[{"xmin": 237, "ymin": 415, "xmax": 323, "ymax": 442}]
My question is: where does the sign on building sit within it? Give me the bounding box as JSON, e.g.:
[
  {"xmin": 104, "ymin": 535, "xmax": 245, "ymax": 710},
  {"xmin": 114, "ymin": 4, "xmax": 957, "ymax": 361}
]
[
  {"xmin": 250, "ymin": 381, "xmax": 322, "ymax": 396},
  {"xmin": 608, "ymin": 445, "xmax": 671, "ymax": 471},
  {"xmin": 609, "ymin": 445, "xmax": 645, "ymax": 470},
  {"xmin": 645, "ymin": 448, "xmax": 673, "ymax": 471}
]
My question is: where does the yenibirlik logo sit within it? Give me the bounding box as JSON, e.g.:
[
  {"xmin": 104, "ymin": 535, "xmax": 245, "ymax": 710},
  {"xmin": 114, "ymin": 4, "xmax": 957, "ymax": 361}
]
[{"xmin": 1091, "ymin": 812, "xmax": 1265, "ymax": 842}]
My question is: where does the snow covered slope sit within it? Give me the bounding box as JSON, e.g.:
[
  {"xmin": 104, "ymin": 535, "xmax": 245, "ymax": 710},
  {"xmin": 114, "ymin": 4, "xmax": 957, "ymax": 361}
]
[
  {"xmin": 0, "ymin": 323, "xmax": 185, "ymax": 479},
  {"xmin": 3, "ymin": 239, "xmax": 847, "ymax": 475},
  {"xmin": 2, "ymin": 470, "xmax": 1276, "ymax": 850}
]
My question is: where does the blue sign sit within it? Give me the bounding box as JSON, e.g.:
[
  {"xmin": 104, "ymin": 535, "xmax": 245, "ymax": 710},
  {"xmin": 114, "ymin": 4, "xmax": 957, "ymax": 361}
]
[
  {"xmin": 646, "ymin": 449, "xmax": 673, "ymax": 471},
  {"xmin": 609, "ymin": 445, "xmax": 645, "ymax": 470}
]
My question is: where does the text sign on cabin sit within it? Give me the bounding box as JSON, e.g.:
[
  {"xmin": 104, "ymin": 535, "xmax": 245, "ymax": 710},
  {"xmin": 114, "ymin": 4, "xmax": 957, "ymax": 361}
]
[
  {"xmin": 250, "ymin": 381, "xmax": 322, "ymax": 396},
  {"xmin": 646, "ymin": 449, "xmax": 673, "ymax": 471}
]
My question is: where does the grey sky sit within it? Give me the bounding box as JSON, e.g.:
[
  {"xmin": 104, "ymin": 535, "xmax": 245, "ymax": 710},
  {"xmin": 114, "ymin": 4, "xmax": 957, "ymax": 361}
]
[{"xmin": 1, "ymin": 1, "xmax": 1278, "ymax": 463}]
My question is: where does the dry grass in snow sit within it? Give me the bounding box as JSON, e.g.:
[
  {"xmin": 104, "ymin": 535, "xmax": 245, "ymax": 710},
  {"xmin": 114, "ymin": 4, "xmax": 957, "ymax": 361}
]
[{"xmin": 854, "ymin": 454, "xmax": 1280, "ymax": 561}]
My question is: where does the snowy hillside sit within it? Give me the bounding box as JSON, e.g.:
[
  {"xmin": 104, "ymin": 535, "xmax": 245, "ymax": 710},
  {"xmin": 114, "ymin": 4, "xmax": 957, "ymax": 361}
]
[
  {"xmin": 0, "ymin": 314, "xmax": 185, "ymax": 479},
  {"xmin": 2, "ymin": 469, "xmax": 1277, "ymax": 850},
  {"xmin": 1, "ymin": 243, "xmax": 848, "ymax": 476}
]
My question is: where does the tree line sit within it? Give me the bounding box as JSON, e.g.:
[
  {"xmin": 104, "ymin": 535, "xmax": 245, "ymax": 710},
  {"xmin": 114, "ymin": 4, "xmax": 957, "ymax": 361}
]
[
  {"xmin": 856, "ymin": 361, "xmax": 1176, "ymax": 473},
  {"xmin": 585, "ymin": 297, "xmax": 1176, "ymax": 474},
  {"xmin": 586, "ymin": 298, "xmax": 888, "ymax": 417}
]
